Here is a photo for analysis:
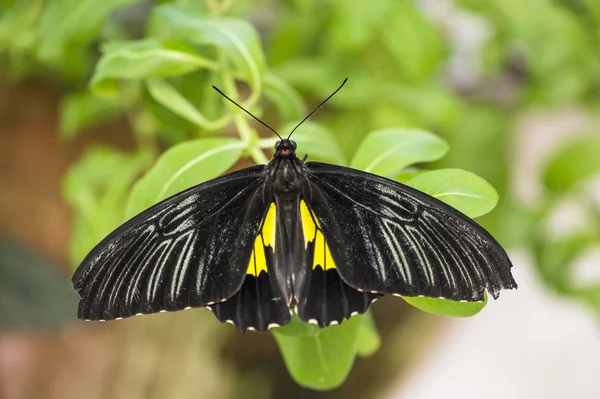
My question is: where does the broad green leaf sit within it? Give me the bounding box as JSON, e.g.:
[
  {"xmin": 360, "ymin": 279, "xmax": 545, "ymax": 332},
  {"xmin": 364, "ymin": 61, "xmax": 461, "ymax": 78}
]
[
  {"xmin": 145, "ymin": 78, "xmax": 229, "ymax": 130},
  {"xmin": 263, "ymin": 73, "xmax": 307, "ymax": 122},
  {"xmin": 328, "ymin": 0, "xmax": 390, "ymax": 51},
  {"xmin": 402, "ymin": 294, "xmax": 487, "ymax": 318},
  {"xmin": 281, "ymin": 121, "xmax": 346, "ymax": 165},
  {"xmin": 407, "ymin": 169, "xmax": 499, "ymax": 218},
  {"xmin": 543, "ymin": 136, "xmax": 600, "ymax": 193},
  {"xmin": 533, "ymin": 231, "xmax": 600, "ymax": 292},
  {"xmin": 63, "ymin": 147, "xmax": 151, "ymax": 265},
  {"xmin": 91, "ymin": 38, "xmax": 217, "ymax": 96},
  {"xmin": 272, "ymin": 315, "xmax": 364, "ymax": 391},
  {"xmin": 59, "ymin": 91, "xmax": 122, "ymax": 138},
  {"xmin": 35, "ymin": 0, "xmax": 139, "ymax": 71},
  {"xmin": 395, "ymin": 167, "xmax": 423, "ymax": 183},
  {"xmin": 356, "ymin": 312, "xmax": 381, "ymax": 357},
  {"xmin": 126, "ymin": 138, "xmax": 245, "ymax": 218},
  {"xmin": 0, "ymin": 0, "xmax": 42, "ymax": 51},
  {"xmin": 380, "ymin": 1, "xmax": 446, "ymax": 81},
  {"xmin": 155, "ymin": 4, "xmax": 265, "ymax": 104},
  {"xmin": 350, "ymin": 128, "xmax": 448, "ymax": 177},
  {"xmin": 272, "ymin": 315, "xmax": 324, "ymax": 338}
]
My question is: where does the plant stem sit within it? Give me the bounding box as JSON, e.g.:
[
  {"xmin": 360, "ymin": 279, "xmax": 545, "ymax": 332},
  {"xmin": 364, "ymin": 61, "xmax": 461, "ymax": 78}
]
[{"xmin": 220, "ymin": 63, "xmax": 269, "ymax": 165}]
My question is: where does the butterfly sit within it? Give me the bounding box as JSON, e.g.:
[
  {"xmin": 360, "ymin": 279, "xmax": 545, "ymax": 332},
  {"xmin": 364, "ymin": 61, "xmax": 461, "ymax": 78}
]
[{"xmin": 72, "ymin": 79, "xmax": 517, "ymax": 332}]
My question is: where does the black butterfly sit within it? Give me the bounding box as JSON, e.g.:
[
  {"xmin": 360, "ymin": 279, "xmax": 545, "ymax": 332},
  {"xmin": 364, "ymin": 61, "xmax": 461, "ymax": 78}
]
[{"xmin": 72, "ymin": 79, "xmax": 517, "ymax": 332}]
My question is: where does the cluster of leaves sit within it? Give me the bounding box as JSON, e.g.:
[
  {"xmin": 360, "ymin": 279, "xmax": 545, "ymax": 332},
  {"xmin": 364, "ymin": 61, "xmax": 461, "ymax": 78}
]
[
  {"xmin": 534, "ymin": 137, "xmax": 600, "ymax": 319},
  {"xmin": 451, "ymin": 0, "xmax": 600, "ymax": 318},
  {"xmin": 3, "ymin": 0, "xmax": 600, "ymax": 391}
]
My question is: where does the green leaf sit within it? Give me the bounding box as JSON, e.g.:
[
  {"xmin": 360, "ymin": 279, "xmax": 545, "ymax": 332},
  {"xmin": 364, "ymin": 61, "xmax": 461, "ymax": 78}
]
[
  {"xmin": 0, "ymin": 0, "xmax": 42, "ymax": 52},
  {"xmin": 402, "ymin": 294, "xmax": 488, "ymax": 318},
  {"xmin": 395, "ymin": 167, "xmax": 423, "ymax": 183},
  {"xmin": 35, "ymin": 0, "xmax": 140, "ymax": 75},
  {"xmin": 126, "ymin": 138, "xmax": 245, "ymax": 218},
  {"xmin": 272, "ymin": 315, "xmax": 365, "ymax": 391},
  {"xmin": 281, "ymin": 121, "xmax": 346, "ymax": 165},
  {"xmin": 407, "ymin": 169, "xmax": 499, "ymax": 218},
  {"xmin": 145, "ymin": 78, "xmax": 229, "ymax": 130},
  {"xmin": 63, "ymin": 147, "xmax": 151, "ymax": 266},
  {"xmin": 356, "ymin": 312, "xmax": 381, "ymax": 357},
  {"xmin": 350, "ymin": 128, "xmax": 448, "ymax": 177},
  {"xmin": 155, "ymin": 4, "xmax": 266, "ymax": 104},
  {"xmin": 91, "ymin": 38, "xmax": 217, "ymax": 97},
  {"xmin": 543, "ymin": 136, "xmax": 600, "ymax": 193},
  {"xmin": 272, "ymin": 315, "xmax": 324, "ymax": 338},
  {"xmin": 533, "ymin": 231, "xmax": 599, "ymax": 293},
  {"xmin": 380, "ymin": 1, "xmax": 446, "ymax": 81},
  {"xmin": 59, "ymin": 91, "xmax": 122, "ymax": 138}
]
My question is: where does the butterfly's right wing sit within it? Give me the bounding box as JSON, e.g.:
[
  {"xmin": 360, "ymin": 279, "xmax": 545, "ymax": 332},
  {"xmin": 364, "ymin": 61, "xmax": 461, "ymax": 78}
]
[
  {"xmin": 301, "ymin": 162, "xmax": 516, "ymax": 302},
  {"xmin": 72, "ymin": 165, "xmax": 273, "ymax": 322}
]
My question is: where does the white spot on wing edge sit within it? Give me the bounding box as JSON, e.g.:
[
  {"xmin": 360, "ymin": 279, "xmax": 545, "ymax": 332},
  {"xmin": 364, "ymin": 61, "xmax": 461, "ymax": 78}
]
[
  {"xmin": 350, "ymin": 311, "xmax": 358, "ymax": 317},
  {"xmin": 308, "ymin": 319, "xmax": 318, "ymax": 325},
  {"xmin": 267, "ymin": 323, "xmax": 280, "ymax": 330},
  {"xmin": 225, "ymin": 319, "xmax": 235, "ymax": 325},
  {"xmin": 328, "ymin": 320, "xmax": 339, "ymax": 326}
]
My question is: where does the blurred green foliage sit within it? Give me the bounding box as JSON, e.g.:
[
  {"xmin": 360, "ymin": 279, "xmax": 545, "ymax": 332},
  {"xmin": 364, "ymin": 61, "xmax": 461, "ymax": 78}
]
[{"xmin": 2, "ymin": 0, "xmax": 600, "ymax": 391}]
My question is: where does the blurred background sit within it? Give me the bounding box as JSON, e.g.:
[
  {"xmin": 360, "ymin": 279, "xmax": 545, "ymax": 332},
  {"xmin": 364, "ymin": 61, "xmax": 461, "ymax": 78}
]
[{"xmin": 1, "ymin": 0, "xmax": 600, "ymax": 398}]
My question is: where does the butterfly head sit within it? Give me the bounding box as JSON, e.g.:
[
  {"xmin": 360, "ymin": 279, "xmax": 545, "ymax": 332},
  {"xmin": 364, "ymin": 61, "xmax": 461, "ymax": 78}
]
[{"xmin": 274, "ymin": 139, "xmax": 297, "ymax": 159}]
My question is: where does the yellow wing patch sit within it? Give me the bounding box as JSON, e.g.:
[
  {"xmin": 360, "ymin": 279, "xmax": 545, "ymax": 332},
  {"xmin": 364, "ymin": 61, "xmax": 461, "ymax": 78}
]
[
  {"xmin": 247, "ymin": 203, "xmax": 276, "ymax": 276},
  {"xmin": 300, "ymin": 200, "xmax": 336, "ymax": 270}
]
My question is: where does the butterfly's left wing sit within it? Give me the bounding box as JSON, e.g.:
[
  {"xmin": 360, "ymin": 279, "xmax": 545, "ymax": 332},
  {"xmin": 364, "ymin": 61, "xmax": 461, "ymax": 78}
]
[
  {"xmin": 72, "ymin": 166, "xmax": 279, "ymax": 324},
  {"xmin": 301, "ymin": 162, "xmax": 516, "ymax": 302}
]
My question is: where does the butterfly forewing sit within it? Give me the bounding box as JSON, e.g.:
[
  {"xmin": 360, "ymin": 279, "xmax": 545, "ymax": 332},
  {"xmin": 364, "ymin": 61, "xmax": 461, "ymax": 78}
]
[
  {"xmin": 301, "ymin": 162, "xmax": 516, "ymax": 302},
  {"xmin": 72, "ymin": 166, "xmax": 271, "ymax": 321}
]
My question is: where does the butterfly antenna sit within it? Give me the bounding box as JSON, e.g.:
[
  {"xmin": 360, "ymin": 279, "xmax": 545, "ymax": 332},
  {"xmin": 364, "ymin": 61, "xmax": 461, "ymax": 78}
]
[
  {"xmin": 212, "ymin": 85, "xmax": 283, "ymax": 140},
  {"xmin": 287, "ymin": 77, "xmax": 348, "ymax": 139}
]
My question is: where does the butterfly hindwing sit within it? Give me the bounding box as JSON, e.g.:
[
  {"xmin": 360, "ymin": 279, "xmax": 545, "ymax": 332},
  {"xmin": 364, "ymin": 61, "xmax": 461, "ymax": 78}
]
[
  {"xmin": 72, "ymin": 166, "xmax": 272, "ymax": 321},
  {"xmin": 210, "ymin": 203, "xmax": 292, "ymax": 332},
  {"xmin": 302, "ymin": 162, "xmax": 516, "ymax": 302},
  {"xmin": 295, "ymin": 200, "xmax": 382, "ymax": 327}
]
